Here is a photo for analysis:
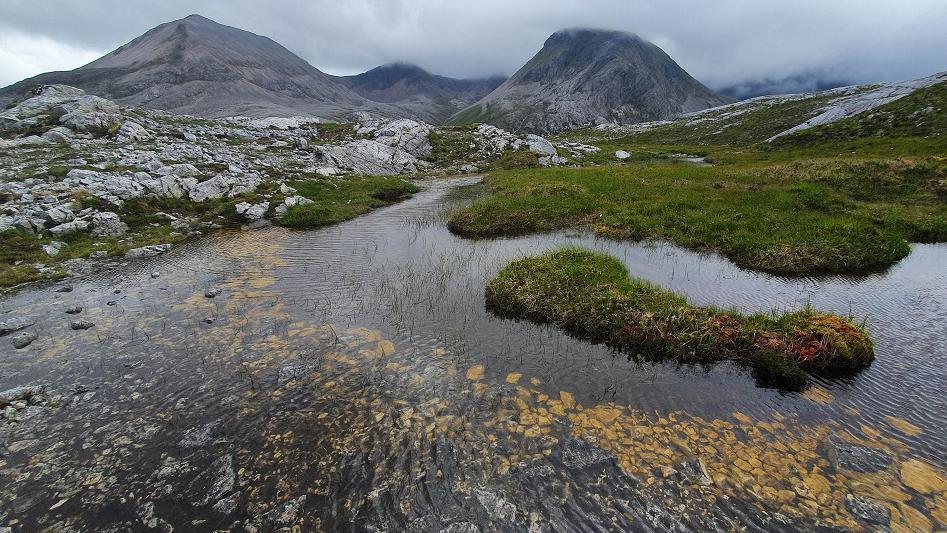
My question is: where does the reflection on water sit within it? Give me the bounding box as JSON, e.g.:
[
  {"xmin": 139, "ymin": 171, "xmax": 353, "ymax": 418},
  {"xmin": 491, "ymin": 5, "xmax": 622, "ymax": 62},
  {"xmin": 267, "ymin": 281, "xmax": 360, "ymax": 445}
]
[{"xmin": 1, "ymin": 178, "xmax": 945, "ymax": 531}]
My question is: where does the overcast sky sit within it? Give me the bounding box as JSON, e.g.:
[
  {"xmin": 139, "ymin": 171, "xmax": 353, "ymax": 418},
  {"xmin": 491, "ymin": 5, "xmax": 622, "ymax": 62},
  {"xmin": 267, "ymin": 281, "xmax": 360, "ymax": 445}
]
[{"xmin": 1, "ymin": 0, "xmax": 945, "ymax": 96}]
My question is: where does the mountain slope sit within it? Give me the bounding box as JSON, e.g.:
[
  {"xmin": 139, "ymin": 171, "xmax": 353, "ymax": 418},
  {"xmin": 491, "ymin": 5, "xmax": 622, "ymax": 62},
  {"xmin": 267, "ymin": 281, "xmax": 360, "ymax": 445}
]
[
  {"xmin": 0, "ymin": 15, "xmax": 388, "ymax": 119},
  {"xmin": 335, "ymin": 63, "xmax": 505, "ymax": 123},
  {"xmin": 449, "ymin": 29, "xmax": 732, "ymax": 133}
]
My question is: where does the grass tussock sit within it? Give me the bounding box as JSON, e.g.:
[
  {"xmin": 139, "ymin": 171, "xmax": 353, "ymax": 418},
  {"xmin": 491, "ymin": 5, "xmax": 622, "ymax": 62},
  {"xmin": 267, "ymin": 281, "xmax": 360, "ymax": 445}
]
[
  {"xmin": 280, "ymin": 175, "xmax": 419, "ymax": 228},
  {"xmin": 449, "ymin": 156, "xmax": 946, "ymax": 274},
  {"xmin": 485, "ymin": 248, "xmax": 875, "ymax": 390}
]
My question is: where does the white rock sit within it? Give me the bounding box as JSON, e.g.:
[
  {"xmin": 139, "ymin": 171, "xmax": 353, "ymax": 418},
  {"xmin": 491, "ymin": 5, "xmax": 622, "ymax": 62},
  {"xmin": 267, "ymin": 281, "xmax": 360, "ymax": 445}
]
[
  {"xmin": 239, "ymin": 202, "xmax": 269, "ymax": 221},
  {"xmin": 41, "ymin": 126, "xmax": 75, "ymax": 143},
  {"xmin": 125, "ymin": 244, "xmax": 172, "ymax": 259},
  {"xmin": 117, "ymin": 121, "xmax": 151, "ymax": 141},
  {"xmin": 48, "ymin": 219, "xmax": 89, "ymax": 236},
  {"xmin": 42, "ymin": 241, "xmax": 66, "ymax": 257},
  {"xmin": 526, "ymin": 134, "xmax": 557, "ymax": 156},
  {"xmin": 91, "ymin": 211, "xmax": 128, "ymax": 237},
  {"xmin": 615, "ymin": 150, "xmax": 631, "ymax": 159},
  {"xmin": 44, "ymin": 205, "xmax": 75, "ymax": 225}
]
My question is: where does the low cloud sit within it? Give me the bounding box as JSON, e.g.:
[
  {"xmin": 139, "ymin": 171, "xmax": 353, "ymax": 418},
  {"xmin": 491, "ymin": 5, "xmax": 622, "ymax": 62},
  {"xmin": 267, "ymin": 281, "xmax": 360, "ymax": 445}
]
[{"xmin": 1, "ymin": 0, "xmax": 945, "ymax": 94}]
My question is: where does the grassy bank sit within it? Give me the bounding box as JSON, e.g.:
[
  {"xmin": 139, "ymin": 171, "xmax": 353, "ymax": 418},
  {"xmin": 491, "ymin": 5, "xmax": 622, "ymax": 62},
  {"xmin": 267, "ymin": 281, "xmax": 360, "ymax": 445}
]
[
  {"xmin": 280, "ymin": 175, "xmax": 419, "ymax": 228},
  {"xmin": 448, "ymin": 157, "xmax": 946, "ymax": 274},
  {"xmin": 486, "ymin": 248, "xmax": 874, "ymax": 390}
]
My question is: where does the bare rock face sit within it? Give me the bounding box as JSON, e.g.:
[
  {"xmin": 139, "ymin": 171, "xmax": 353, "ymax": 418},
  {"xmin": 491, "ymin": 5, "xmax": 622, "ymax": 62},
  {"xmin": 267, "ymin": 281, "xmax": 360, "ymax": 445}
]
[
  {"xmin": 451, "ymin": 29, "xmax": 732, "ymax": 133},
  {"xmin": 0, "ymin": 15, "xmax": 395, "ymax": 121}
]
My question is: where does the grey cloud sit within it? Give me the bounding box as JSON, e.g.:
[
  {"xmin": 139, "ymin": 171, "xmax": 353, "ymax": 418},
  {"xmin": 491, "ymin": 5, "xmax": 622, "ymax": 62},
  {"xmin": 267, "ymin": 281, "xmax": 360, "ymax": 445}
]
[{"xmin": 1, "ymin": 0, "xmax": 945, "ymax": 92}]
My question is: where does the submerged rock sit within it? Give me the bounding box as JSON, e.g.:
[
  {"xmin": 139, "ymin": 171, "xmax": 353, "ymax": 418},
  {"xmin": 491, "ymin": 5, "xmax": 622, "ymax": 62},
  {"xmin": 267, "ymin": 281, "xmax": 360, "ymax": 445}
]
[
  {"xmin": 0, "ymin": 317, "xmax": 34, "ymax": 336},
  {"xmin": 821, "ymin": 436, "xmax": 892, "ymax": 473},
  {"xmin": 844, "ymin": 494, "xmax": 890, "ymax": 525},
  {"xmin": 187, "ymin": 454, "xmax": 235, "ymax": 507},
  {"xmin": 262, "ymin": 495, "xmax": 307, "ymax": 526},
  {"xmin": 558, "ymin": 437, "xmax": 616, "ymax": 472},
  {"xmin": 0, "ymin": 385, "xmax": 45, "ymax": 407},
  {"xmin": 10, "ymin": 331, "xmax": 37, "ymax": 349}
]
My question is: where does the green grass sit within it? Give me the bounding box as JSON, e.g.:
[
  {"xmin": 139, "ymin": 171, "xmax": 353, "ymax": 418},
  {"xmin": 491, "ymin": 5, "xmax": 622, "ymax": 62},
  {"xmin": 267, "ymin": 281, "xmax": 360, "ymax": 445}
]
[
  {"xmin": 279, "ymin": 175, "xmax": 419, "ymax": 228},
  {"xmin": 423, "ymin": 126, "xmax": 480, "ymax": 168},
  {"xmin": 486, "ymin": 248, "xmax": 875, "ymax": 390},
  {"xmin": 0, "ymin": 225, "xmax": 185, "ymax": 291},
  {"xmin": 449, "ymin": 157, "xmax": 946, "ymax": 274}
]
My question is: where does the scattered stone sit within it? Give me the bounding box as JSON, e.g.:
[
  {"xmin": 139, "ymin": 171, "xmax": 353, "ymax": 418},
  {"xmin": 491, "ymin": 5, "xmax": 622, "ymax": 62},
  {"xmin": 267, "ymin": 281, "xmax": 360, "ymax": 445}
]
[
  {"xmin": 44, "ymin": 205, "xmax": 76, "ymax": 225},
  {"xmin": 0, "ymin": 385, "xmax": 46, "ymax": 407},
  {"xmin": 559, "ymin": 437, "xmax": 616, "ymax": 471},
  {"xmin": 48, "ymin": 219, "xmax": 90, "ymax": 237},
  {"xmin": 844, "ymin": 494, "xmax": 891, "ymax": 525},
  {"xmin": 65, "ymin": 306, "xmax": 82, "ymax": 314},
  {"xmin": 54, "ymin": 285, "xmax": 73, "ymax": 292},
  {"xmin": 91, "ymin": 211, "xmax": 128, "ymax": 237},
  {"xmin": 183, "ymin": 131, "xmax": 197, "ymax": 142},
  {"xmin": 615, "ymin": 150, "xmax": 631, "ymax": 159},
  {"xmin": 678, "ymin": 458, "xmax": 713, "ymax": 486},
  {"xmin": 235, "ymin": 201, "xmax": 269, "ymax": 221},
  {"xmin": 70, "ymin": 320, "xmax": 95, "ymax": 330},
  {"xmin": 42, "ymin": 241, "xmax": 66, "ymax": 257},
  {"xmin": 526, "ymin": 134, "xmax": 557, "ymax": 156},
  {"xmin": 116, "ymin": 120, "xmax": 151, "ymax": 141},
  {"xmin": 151, "ymin": 271, "xmax": 161, "ymax": 279},
  {"xmin": 10, "ymin": 331, "xmax": 37, "ymax": 349},
  {"xmin": 0, "ymin": 317, "xmax": 34, "ymax": 336},
  {"xmin": 204, "ymin": 288, "xmax": 223, "ymax": 298},
  {"xmin": 125, "ymin": 244, "xmax": 173, "ymax": 259}
]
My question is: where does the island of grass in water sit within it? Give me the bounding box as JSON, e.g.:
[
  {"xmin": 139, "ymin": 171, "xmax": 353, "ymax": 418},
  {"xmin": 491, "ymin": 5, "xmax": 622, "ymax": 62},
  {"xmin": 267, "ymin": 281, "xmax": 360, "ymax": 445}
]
[{"xmin": 485, "ymin": 248, "xmax": 874, "ymax": 390}]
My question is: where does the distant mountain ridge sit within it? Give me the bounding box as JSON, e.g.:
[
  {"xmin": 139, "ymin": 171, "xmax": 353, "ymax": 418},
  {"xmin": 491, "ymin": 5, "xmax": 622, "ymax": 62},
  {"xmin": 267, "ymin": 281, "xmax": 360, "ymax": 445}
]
[
  {"xmin": 1, "ymin": 17, "xmax": 731, "ymax": 130},
  {"xmin": 335, "ymin": 63, "xmax": 506, "ymax": 123},
  {"xmin": 449, "ymin": 29, "xmax": 733, "ymax": 133}
]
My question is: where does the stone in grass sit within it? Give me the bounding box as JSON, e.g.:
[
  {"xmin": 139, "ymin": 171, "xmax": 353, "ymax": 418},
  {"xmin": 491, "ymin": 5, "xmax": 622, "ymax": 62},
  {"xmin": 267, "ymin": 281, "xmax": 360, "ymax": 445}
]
[
  {"xmin": 615, "ymin": 150, "xmax": 631, "ymax": 159},
  {"xmin": 10, "ymin": 331, "xmax": 37, "ymax": 349},
  {"xmin": 70, "ymin": 320, "xmax": 95, "ymax": 330},
  {"xmin": 125, "ymin": 244, "xmax": 172, "ymax": 259}
]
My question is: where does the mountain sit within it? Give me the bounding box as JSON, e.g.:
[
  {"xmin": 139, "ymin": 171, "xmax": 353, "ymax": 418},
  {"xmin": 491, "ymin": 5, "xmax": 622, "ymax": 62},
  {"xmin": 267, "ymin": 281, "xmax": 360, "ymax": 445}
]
[
  {"xmin": 0, "ymin": 14, "xmax": 388, "ymax": 119},
  {"xmin": 449, "ymin": 29, "xmax": 732, "ymax": 133},
  {"xmin": 335, "ymin": 63, "xmax": 506, "ymax": 123}
]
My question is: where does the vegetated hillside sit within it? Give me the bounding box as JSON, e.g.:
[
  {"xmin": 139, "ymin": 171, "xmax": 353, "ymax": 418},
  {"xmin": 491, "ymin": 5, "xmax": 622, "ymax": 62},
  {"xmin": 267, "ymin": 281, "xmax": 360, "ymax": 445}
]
[
  {"xmin": 450, "ymin": 29, "xmax": 731, "ymax": 133},
  {"xmin": 577, "ymin": 72, "xmax": 947, "ymax": 149}
]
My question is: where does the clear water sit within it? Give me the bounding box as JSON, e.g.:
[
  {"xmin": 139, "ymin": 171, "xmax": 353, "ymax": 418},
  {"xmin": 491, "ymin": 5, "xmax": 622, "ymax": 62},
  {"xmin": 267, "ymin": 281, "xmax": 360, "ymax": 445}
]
[{"xmin": 1, "ymin": 178, "xmax": 945, "ymax": 531}]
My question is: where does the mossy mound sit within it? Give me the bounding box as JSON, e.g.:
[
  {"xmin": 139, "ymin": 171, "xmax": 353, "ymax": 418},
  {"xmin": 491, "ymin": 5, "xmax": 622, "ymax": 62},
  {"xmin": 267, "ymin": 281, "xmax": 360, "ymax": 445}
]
[{"xmin": 485, "ymin": 248, "xmax": 875, "ymax": 390}]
